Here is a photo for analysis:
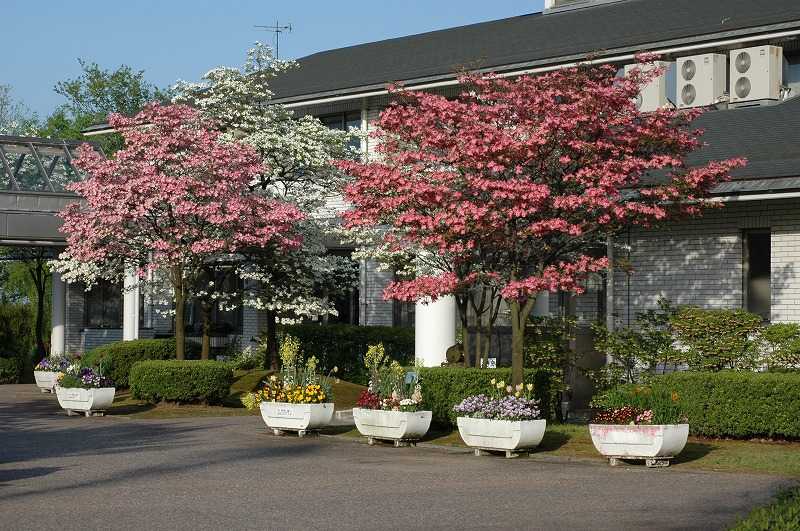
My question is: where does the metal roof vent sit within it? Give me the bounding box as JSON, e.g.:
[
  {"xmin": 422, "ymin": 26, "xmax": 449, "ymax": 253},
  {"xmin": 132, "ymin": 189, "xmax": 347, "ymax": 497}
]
[{"xmin": 544, "ymin": 0, "xmax": 628, "ymax": 14}]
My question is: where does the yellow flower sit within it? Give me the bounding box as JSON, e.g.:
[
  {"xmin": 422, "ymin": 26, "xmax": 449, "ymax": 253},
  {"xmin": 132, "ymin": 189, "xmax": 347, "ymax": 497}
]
[
  {"xmin": 526, "ymin": 383, "xmax": 534, "ymax": 392},
  {"xmin": 516, "ymin": 383, "xmax": 524, "ymax": 392},
  {"xmin": 490, "ymin": 378, "xmax": 496, "ymax": 385},
  {"xmin": 671, "ymin": 391, "xmax": 680, "ymax": 403}
]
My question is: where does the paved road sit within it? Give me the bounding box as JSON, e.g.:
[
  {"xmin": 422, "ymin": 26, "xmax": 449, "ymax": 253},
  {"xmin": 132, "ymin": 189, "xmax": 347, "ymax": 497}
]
[{"xmin": 0, "ymin": 385, "xmax": 792, "ymax": 531}]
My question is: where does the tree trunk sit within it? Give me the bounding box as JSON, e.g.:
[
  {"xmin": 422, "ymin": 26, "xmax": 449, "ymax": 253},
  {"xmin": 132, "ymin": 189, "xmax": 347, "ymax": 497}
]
[
  {"xmin": 457, "ymin": 296, "xmax": 470, "ymax": 367},
  {"xmin": 509, "ymin": 296, "xmax": 538, "ymax": 385},
  {"xmin": 173, "ymin": 266, "xmax": 186, "ymax": 361},
  {"xmin": 28, "ymin": 260, "xmax": 47, "ymax": 360},
  {"xmin": 200, "ymin": 301, "xmax": 211, "ymax": 361},
  {"xmin": 265, "ymin": 309, "xmax": 279, "ymax": 371}
]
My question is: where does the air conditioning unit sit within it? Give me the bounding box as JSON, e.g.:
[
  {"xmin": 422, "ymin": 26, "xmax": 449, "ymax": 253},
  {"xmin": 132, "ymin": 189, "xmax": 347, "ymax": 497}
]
[
  {"xmin": 676, "ymin": 53, "xmax": 727, "ymax": 108},
  {"xmin": 729, "ymin": 45, "xmax": 783, "ymax": 104},
  {"xmin": 625, "ymin": 62, "xmax": 671, "ymax": 112}
]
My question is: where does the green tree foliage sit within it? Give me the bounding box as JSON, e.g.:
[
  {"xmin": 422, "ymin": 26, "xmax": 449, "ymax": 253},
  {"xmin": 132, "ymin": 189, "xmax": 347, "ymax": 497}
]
[
  {"xmin": 39, "ymin": 59, "xmax": 170, "ymax": 154},
  {"xmin": 671, "ymin": 307, "xmax": 762, "ymax": 371}
]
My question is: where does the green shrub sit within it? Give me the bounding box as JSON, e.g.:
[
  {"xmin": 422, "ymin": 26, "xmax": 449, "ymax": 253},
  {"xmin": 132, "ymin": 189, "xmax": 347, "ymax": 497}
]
[
  {"xmin": 761, "ymin": 323, "xmax": 800, "ymax": 369},
  {"xmin": 82, "ymin": 338, "xmax": 202, "ymax": 388},
  {"xmin": 732, "ymin": 487, "xmax": 800, "ymax": 530},
  {"xmin": 0, "ymin": 303, "xmax": 34, "ymax": 359},
  {"xmin": 129, "ymin": 360, "xmax": 233, "ymax": 404},
  {"xmin": 671, "ymin": 307, "xmax": 762, "ymax": 370},
  {"xmin": 278, "ymin": 324, "xmax": 414, "ymax": 384},
  {"xmin": 610, "ymin": 371, "xmax": 800, "ymax": 439},
  {"xmin": 593, "ymin": 384, "xmax": 686, "ymax": 425},
  {"xmin": 418, "ymin": 367, "xmax": 560, "ymax": 428},
  {"xmin": 0, "ymin": 357, "xmax": 22, "ymax": 384}
]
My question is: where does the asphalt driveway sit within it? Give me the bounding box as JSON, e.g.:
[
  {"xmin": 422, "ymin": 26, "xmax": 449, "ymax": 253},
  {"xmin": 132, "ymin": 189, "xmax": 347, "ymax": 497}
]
[{"xmin": 0, "ymin": 385, "xmax": 792, "ymax": 531}]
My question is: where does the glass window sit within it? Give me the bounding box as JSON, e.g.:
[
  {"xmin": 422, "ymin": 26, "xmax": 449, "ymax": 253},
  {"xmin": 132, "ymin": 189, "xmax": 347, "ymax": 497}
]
[
  {"xmin": 84, "ymin": 281, "xmax": 123, "ymax": 329},
  {"xmin": 745, "ymin": 230, "xmax": 771, "ymax": 322},
  {"xmin": 319, "ymin": 111, "xmax": 362, "ymax": 152}
]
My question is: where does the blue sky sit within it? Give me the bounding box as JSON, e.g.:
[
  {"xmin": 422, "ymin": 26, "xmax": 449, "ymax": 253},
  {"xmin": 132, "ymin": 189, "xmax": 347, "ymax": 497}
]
[{"xmin": 2, "ymin": 1, "xmax": 543, "ymax": 118}]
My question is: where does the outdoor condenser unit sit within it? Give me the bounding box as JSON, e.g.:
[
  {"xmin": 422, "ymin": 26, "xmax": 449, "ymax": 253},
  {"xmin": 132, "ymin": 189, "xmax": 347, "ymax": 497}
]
[
  {"xmin": 624, "ymin": 62, "xmax": 671, "ymax": 112},
  {"xmin": 676, "ymin": 53, "xmax": 727, "ymax": 108},
  {"xmin": 729, "ymin": 45, "xmax": 784, "ymax": 104}
]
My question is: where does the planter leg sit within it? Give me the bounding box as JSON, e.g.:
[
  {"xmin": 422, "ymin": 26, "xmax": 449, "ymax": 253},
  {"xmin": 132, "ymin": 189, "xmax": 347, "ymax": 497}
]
[
  {"xmin": 85, "ymin": 411, "xmax": 92, "ymax": 418},
  {"xmin": 646, "ymin": 458, "xmax": 670, "ymax": 468},
  {"xmin": 505, "ymin": 450, "xmax": 521, "ymax": 459},
  {"xmin": 474, "ymin": 449, "xmax": 491, "ymax": 457},
  {"xmin": 272, "ymin": 429, "xmax": 285, "ymax": 437},
  {"xmin": 367, "ymin": 437, "xmax": 375, "ymax": 446},
  {"xmin": 40, "ymin": 388, "xmax": 49, "ymax": 394},
  {"xmin": 609, "ymin": 457, "xmax": 621, "ymax": 467},
  {"xmin": 298, "ymin": 430, "xmax": 307, "ymax": 438}
]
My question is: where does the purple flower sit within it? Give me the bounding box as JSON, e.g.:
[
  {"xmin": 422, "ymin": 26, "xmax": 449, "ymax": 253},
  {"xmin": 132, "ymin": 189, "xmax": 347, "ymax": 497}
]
[{"xmin": 453, "ymin": 394, "xmax": 541, "ymax": 421}]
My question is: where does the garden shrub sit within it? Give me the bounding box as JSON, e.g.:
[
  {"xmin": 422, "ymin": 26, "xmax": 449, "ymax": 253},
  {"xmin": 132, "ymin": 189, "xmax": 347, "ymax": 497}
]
[
  {"xmin": 671, "ymin": 307, "xmax": 762, "ymax": 370},
  {"xmin": 129, "ymin": 360, "xmax": 233, "ymax": 404},
  {"xmin": 0, "ymin": 303, "xmax": 34, "ymax": 359},
  {"xmin": 82, "ymin": 338, "xmax": 202, "ymax": 388},
  {"xmin": 0, "ymin": 357, "xmax": 22, "ymax": 384},
  {"xmin": 761, "ymin": 323, "xmax": 800, "ymax": 369},
  {"xmin": 278, "ymin": 324, "xmax": 414, "ymax": 384},
  {"xmin": 605, "ymin": 371, "xmax": 800, "ymax": 439},
  {"xmin": 418, "ymin": 367, "xmax": 560, "ymax": 428}
]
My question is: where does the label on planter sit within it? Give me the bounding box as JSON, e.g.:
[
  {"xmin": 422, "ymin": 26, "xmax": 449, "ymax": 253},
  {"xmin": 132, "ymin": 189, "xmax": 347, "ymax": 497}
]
[{"xmin": 276, "ymin": 407, "xmax": 293, "ymax": 417}]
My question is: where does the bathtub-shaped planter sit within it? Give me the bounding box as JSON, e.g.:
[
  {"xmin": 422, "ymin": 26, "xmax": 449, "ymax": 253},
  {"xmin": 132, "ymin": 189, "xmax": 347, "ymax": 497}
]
[
  {"xmin": 589, "ymin": 424, "xmax": 689, "ymax": 468},
  {"xmin": 457, "ymin": 417, "xmax": 547, "ymax": 458},
  {"xmin": 34, "ymin": 371, "xmax": 59, "ymax": 393},
  {"xmin": 55, "ymin": 387, "xmax": 116, "ymax": 417},
  {"xmin": 352, "ymin": 408, "xmax": 432, "ymax": 447},
  {"xmin": 259, "ymin": 402, "xmax": 334, "ymax": 437}
]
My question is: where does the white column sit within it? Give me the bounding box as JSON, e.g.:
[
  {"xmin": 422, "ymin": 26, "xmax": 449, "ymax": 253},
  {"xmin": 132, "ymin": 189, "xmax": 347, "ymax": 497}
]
[
  {"xmin": 51, "ymin": 272, "xmax": 66, "ymax": 356},
  {"xmin": 415, "ymin": 296, "xmax": 457, "ymax": 367},
  {"xmin": 123, "ymin": 270, "xmax": 140, "ymax": 341}
]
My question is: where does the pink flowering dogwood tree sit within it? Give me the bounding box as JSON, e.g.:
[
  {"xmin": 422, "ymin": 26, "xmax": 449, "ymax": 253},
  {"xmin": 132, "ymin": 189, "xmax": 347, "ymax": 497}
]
[
  {"xmin": 56, "ymin": 103, "xmax": 304, "ymax": 360},
  {"xmin": 340, "ymin": 60, "xmax": 746, "ymax": 384}
]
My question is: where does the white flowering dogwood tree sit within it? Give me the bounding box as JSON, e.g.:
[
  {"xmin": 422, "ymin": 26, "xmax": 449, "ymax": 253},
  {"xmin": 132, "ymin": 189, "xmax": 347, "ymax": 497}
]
[{"xmin": 174, "ymin": 44, "xmax": 359, "ymax": 368}]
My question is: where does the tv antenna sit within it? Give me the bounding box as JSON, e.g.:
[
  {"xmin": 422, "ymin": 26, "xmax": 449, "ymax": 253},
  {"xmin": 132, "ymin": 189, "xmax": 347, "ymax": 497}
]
[{"xmin": 254, "ymin": 20, "xmax": 293, "ymax": 59}]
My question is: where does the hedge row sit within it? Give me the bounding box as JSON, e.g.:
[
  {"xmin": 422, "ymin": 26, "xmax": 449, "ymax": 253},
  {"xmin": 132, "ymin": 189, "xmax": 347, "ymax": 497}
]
[
  {"xmin": 130, "ymin": 360, "xmax": 233, "ymax": 404},
  {"xmin": 279, "ymin": 324, "xmax": 414, "ymax": 385},
  {"xmin": 418, "ymin": 367, "xmax": 561, "ymax": 428},
  {"xmin": 82, "ymin": 338, "xmax": 202, "ymax": 388},
  {"xmin": 0, "ymin": 357, "xmax": 22, "ymax": 384},
  {"xmin": 643, "ymin": 371, "xmax": 800, "ymax": 439}
]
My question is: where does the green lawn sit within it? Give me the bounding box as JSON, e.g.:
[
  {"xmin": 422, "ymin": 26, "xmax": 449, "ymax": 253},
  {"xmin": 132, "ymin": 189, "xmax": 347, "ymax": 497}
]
[
  {"xmin": 108, "ymin": 369, "xmax": 365, "ymax": 419},
  {"xmin": 731, "ymin": 487, "xmax": 800, "ymax": 530},
  {"xmin": 396, "ymin": 423, "xmax": 800, "ymax": 477}
]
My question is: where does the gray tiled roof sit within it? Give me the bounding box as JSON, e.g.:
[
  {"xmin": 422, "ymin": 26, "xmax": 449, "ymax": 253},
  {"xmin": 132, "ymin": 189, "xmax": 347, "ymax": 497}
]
[{"xmin": 270, "ymin": 0, "xmax": 800, "ymax": 102}]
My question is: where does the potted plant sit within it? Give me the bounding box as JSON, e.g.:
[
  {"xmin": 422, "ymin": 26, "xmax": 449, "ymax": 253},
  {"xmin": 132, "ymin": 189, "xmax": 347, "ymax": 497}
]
[
  {"xmin": 54, "ymin": 363, "xmax": 116, "ymax": 417},
  {"xmin": 589, "ymin": 385, "xmax": 689, "ymax": 468},
  {"xmin": 242, "ymin": 336, "xmax": 336, "ymax": 437},
  {"xmin": 454, "ymin": 379, "xmax": 546, "ymax": 458},
  {"xmin": 352, "ymin": 344, "xmax": 431, "ymax": 447},
  {"xmin": 34, "ymin": 355, "xmax": 73, "ymax": 393}
]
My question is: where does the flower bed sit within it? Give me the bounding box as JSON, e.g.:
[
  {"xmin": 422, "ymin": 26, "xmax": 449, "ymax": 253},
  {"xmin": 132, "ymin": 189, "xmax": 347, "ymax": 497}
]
[
  {"xmin": 55, "ymin": 364, "xmax": 115, "ymax": 417},
  {"xmin": 352, "ymin": 344, "xmax": 431, "ymax": 446},
  {"xmin": 454, "ymin": 379, "xmax": 546, "ymax": 457},
  {"xmin": 243, "ymin": 336, "xmax": 337, "ymax": 436},
  {"xmin": 590, "ymin": 386, "xmax": 688, "ymax": 467}
]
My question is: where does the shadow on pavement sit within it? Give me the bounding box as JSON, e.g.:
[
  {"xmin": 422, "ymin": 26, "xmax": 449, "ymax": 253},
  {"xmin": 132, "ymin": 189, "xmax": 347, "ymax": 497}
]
[{"xmin": 0, "ymin": 466, "xmax": 62, "ymax": 486}]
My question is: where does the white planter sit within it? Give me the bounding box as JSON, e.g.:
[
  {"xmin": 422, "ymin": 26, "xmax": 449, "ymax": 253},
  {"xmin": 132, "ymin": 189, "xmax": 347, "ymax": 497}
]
[
  {"xmin": 589, "ymin": 424, "xmax": 690, "ymax": 467},
  {"xmin": 352, "ymin": 408, "xmax": 432, "ymax": 446},
  {"xmin": 34, "ymin": 371, "xmax": 58, "ymax": 393},
  {"xmin": 259, "ymin": 402, "xmax": 334, "ymax": 436},
  {"xmin": 457, "ymin": 417, "xmax": 546, "ymax": 457},
  {"xmin": 55, "ymin": 387, "xmax": 116, "ymax": 417}
]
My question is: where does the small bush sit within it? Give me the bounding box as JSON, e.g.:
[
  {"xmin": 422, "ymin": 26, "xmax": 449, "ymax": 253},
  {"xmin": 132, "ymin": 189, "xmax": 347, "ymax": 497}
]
[
  {"xmin": 418, "ymin": 367, "xmax": 560, "ymax": 428},
  {"xmin": 278, "ymin": 324, "xmax": 414, "ymax": 384},
  {"xmin": 732, "ymin": 487, "xmax": 800, "ymax": 530},
  {"xmin": 129, "ymin": 360, "xmax": 233, "ymax": 404},
  {"xmin": 611, "ymin": 371, "xmax": 800, "ymax": 439},
  {"xmin": 761, "ymin": 323, "xmax": 800, "ymax": 369},
  {"xmin": 0, "ymin": 303, "xmax": 34, "ymax": 359},
  {"xmin": 82, "ymin": 338, "xmax": 202, "ymax": 388},
  {"xmin": 671, "ymin": 307, "xmax": 762, "ymax": 370},
  {"xmin": 0, "ymin": 357, "xmax": 22, "ymax": 384},
  {"xmin": 593, "ymin": 384, "xmax": 686, "ymax": 425}
]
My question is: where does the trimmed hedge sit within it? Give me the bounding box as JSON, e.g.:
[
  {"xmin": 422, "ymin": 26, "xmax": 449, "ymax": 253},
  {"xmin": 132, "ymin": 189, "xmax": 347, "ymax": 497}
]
[
  {"xmin": 129, "ymin": 360, "xmax": 233, "ymax": 404},
  {"xmin": 279, "ymin": 324, "xmax": 414, "ymax": 384},
  {"xmin": 82, "ymin": 338, "xmax": 202, "ymax": 388},
  {"xmin": 418, "ymin": 367, "xmax": 561, "ymax": 428},
  {"xmin": 637, "ymin": 371, "xmax": 800, "ymax": 439},
  {"xmin": 0, "ymin": 357, "xmax": 22, "ymax": 384}
]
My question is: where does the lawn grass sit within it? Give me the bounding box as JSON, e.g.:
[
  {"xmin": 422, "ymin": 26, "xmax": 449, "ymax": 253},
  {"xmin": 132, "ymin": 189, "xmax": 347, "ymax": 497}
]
[
  {"xmin": 411, "ymin": 423, "xmax": 800, "ymax": 477},
  {"xmin": 108, "ymin": 369, "xmax": 365, "ymax": 419},
  {"xmin": 731, "ymin": 487, "xmax": 800, "ymax": 530}
]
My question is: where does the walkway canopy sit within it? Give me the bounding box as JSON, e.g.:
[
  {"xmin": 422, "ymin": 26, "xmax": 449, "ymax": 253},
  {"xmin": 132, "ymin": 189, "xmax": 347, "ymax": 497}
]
[{"xmin": 0, "ymin": 135, "xmax": 95, "ymax": 192}]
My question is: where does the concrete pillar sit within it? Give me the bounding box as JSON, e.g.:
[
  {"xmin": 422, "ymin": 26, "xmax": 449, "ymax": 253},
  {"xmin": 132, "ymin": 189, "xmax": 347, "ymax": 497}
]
[
  {"xmin": 123, "ymin": 270, "xmax": 140, "ymax": 341},
  {"xmin": 51, "ymin": 272, "xmax": 66, "ymax": 356},
  {"xmin": 415, "ymin": 296, "xmax": 457, "ymax": 367}
]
